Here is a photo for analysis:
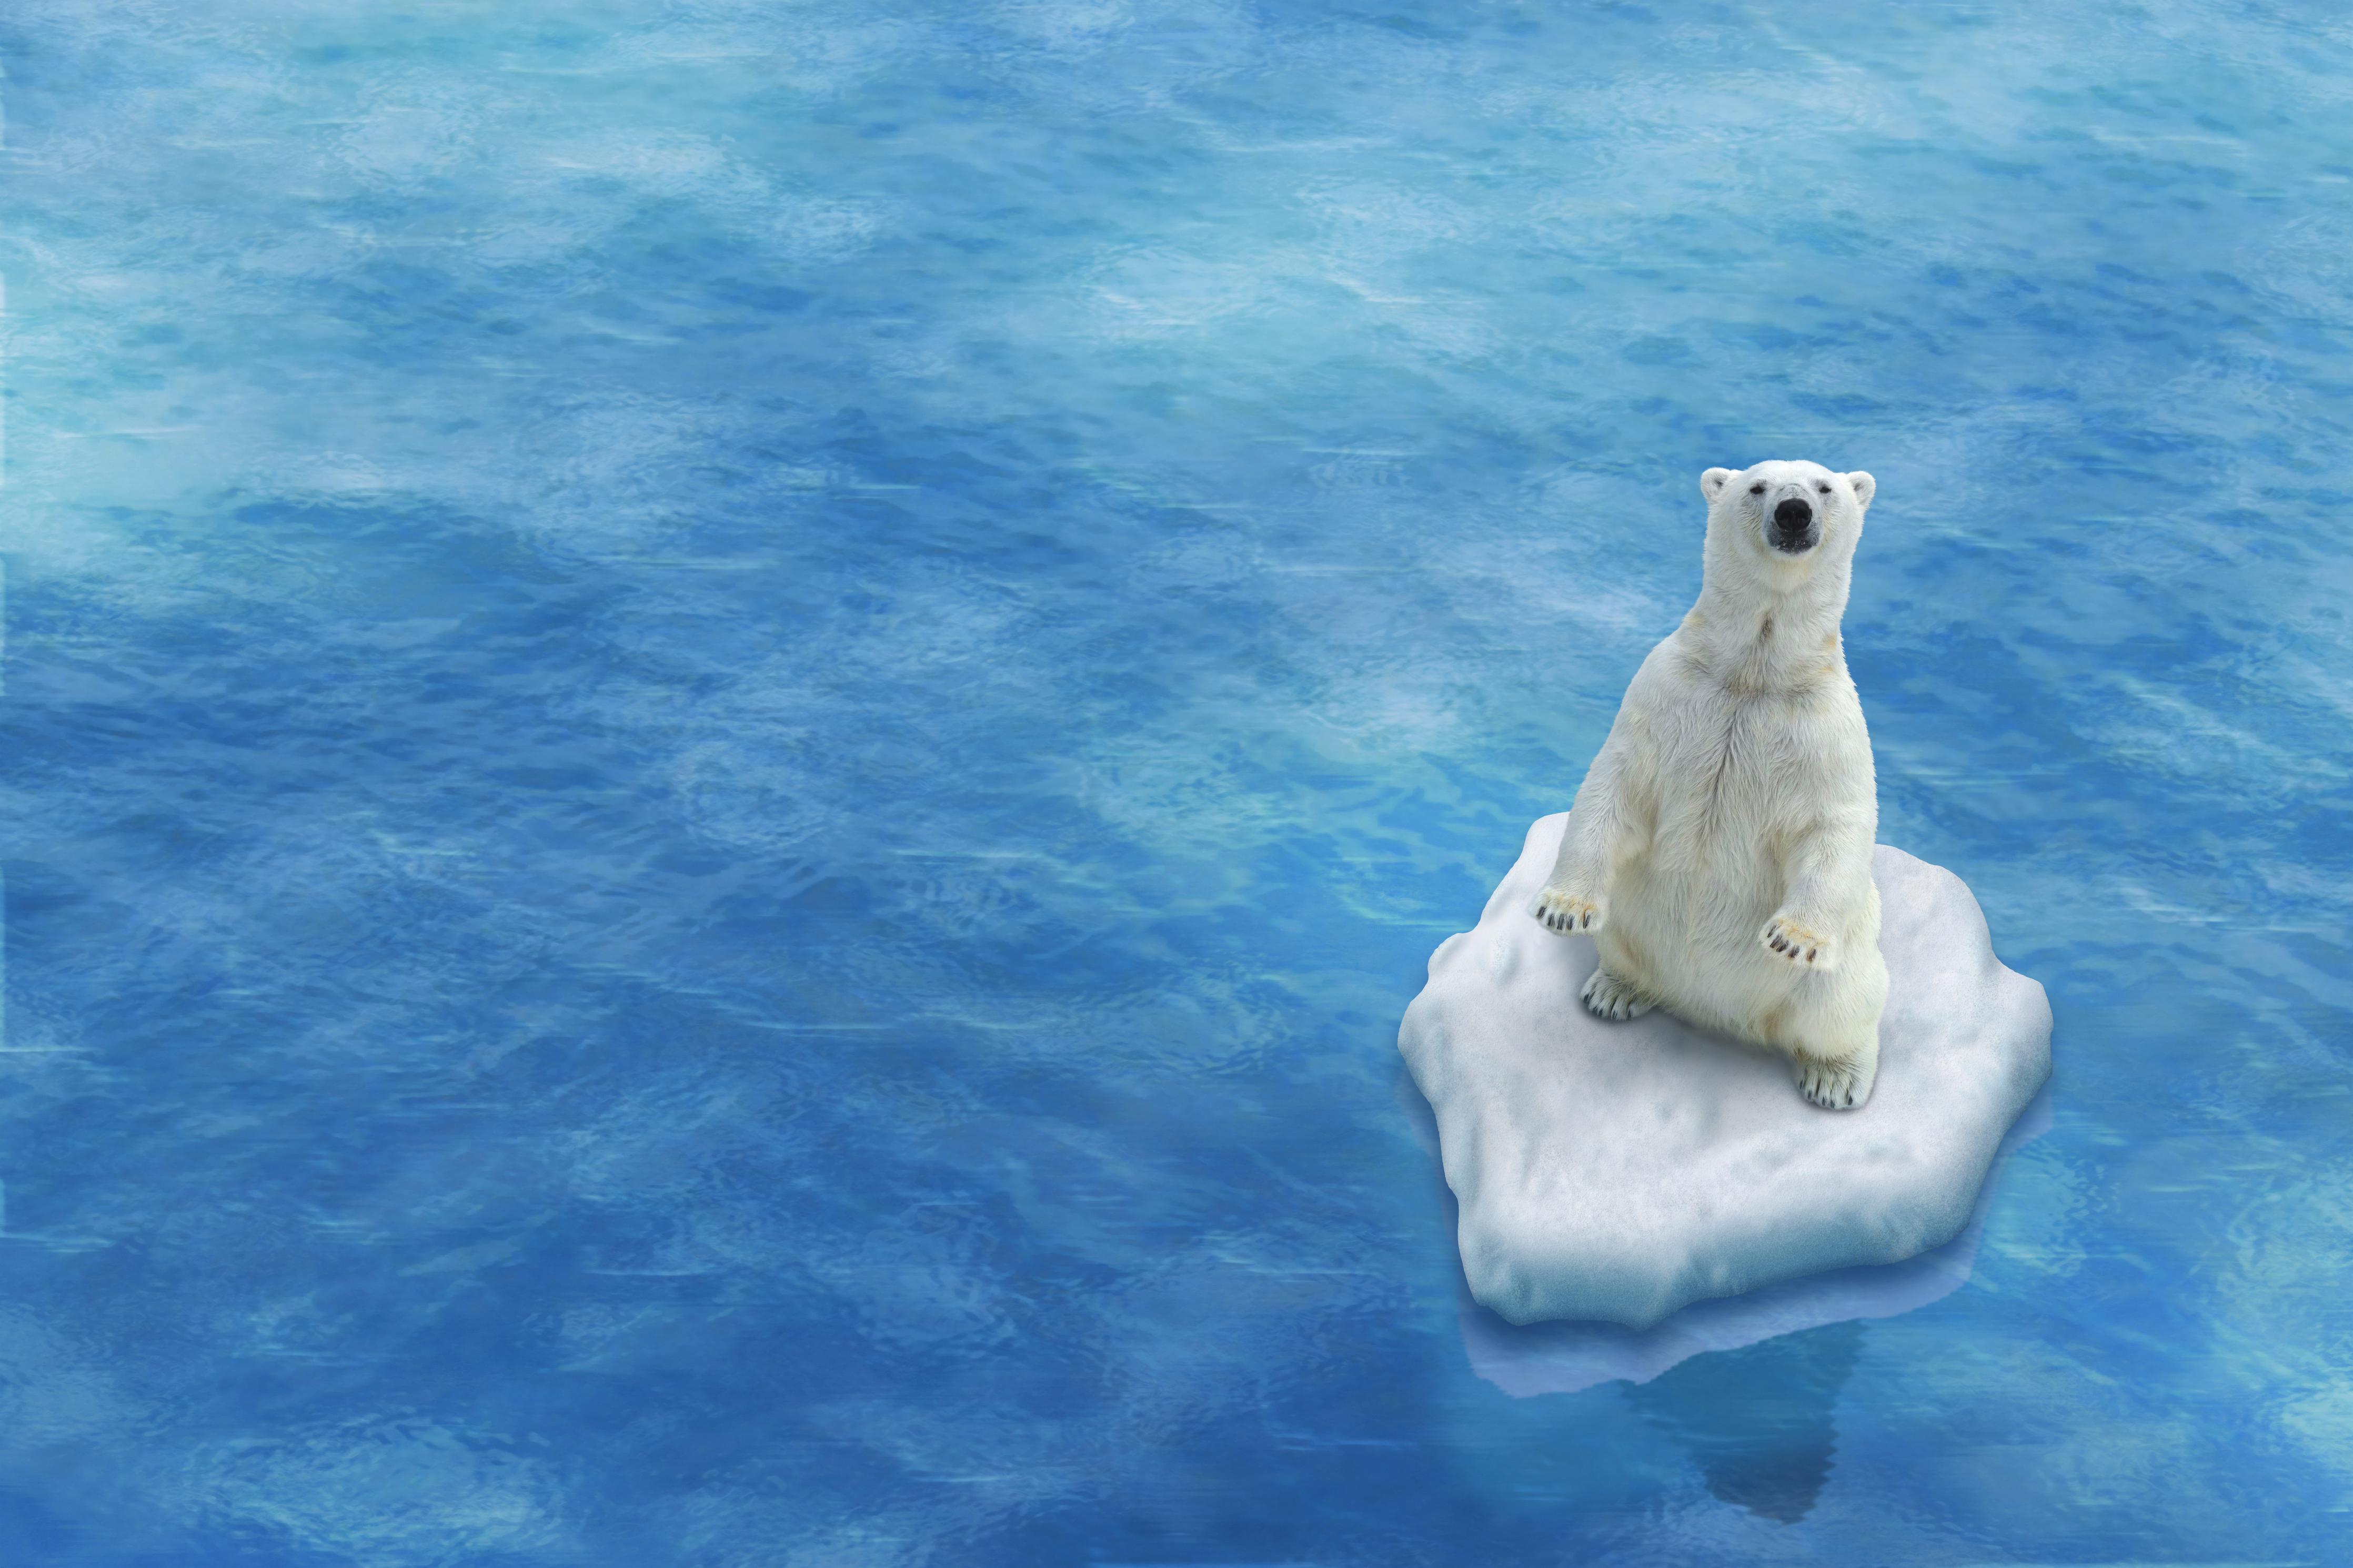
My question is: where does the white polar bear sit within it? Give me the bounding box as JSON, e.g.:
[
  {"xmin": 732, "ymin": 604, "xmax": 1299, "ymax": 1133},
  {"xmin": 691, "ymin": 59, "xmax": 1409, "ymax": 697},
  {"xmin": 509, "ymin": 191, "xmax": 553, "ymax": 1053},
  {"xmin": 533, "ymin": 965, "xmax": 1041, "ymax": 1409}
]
[{"xmin": 1532, "ymin": 460, "xmax": 1887, "ymax": 1110}]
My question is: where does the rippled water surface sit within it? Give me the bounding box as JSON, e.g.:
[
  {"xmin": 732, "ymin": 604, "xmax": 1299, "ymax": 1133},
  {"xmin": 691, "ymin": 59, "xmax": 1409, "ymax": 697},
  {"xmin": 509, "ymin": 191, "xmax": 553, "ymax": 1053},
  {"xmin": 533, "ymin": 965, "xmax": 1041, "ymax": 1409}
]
[{"xmin": 4, "ymin": 2, "xmax": 2352, "ymax": 1562}]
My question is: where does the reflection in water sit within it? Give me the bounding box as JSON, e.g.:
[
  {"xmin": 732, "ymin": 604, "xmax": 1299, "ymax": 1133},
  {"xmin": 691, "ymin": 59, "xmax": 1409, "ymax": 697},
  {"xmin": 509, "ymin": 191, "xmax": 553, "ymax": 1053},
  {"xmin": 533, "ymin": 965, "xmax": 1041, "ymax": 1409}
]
[{"xmin": 1623, "ymin": 1320, "xmax": 1866, "ymax": 1523}]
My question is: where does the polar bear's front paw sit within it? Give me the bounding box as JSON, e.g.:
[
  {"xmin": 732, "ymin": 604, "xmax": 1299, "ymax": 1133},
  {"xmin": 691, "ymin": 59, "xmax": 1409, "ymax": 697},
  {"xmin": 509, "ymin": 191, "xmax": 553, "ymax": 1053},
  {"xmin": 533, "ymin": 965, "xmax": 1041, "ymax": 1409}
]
[
  {"xmin": 1759, "ymin": 912, "xmax": 1838, "ymax": 972},
  {"xmin": 1793, "ymin": 1053, "xmax": 1873, "ymax": 1111},
  {"xmin": 1534, "ymin": 885, "xmax": 1607, "ymax": 935}
]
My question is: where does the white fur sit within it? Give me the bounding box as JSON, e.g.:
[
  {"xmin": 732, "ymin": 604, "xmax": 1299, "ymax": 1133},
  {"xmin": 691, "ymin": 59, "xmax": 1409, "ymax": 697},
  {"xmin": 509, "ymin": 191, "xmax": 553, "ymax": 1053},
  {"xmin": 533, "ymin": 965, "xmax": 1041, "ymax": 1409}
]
[{"xmin": 1532, "ymin": 460, "xmax": 1887, "ymax": 1110}]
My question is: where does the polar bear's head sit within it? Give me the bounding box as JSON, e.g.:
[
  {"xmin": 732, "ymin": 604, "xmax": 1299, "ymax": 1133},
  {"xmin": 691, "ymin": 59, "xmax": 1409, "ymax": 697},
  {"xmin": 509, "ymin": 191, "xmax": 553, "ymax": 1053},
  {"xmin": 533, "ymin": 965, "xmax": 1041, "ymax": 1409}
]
[{"xmin": 1700, "ymin": 460, "xmax": 1875, "ymax": 568}]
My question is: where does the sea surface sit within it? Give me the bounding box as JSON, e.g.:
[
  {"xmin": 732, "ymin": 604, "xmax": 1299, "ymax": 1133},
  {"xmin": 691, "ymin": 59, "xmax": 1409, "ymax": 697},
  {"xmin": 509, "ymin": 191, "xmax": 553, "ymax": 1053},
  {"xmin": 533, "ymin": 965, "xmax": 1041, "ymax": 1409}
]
[{"xmin": 3, "ymin": 2, "xmax": 2351, "ymax": 1563}]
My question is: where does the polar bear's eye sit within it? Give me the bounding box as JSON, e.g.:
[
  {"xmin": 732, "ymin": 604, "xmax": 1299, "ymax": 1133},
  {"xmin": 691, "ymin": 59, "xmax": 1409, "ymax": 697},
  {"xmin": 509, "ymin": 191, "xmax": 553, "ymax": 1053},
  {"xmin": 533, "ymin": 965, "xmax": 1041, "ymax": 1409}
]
[
  {"xmin": 1815, "ymin": 483, "xmax": 1831, "ymax": 494},
  {"xmin": 1747, "ymin": 483, "xmax": 1765, "ymax": 495}
]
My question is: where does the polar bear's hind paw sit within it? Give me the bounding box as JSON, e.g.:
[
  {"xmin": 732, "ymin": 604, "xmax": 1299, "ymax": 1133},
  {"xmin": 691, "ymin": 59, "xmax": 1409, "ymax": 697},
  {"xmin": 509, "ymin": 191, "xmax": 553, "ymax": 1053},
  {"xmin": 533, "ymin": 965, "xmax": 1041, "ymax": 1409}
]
[
  {"xmin": 1793, "ymin": 1053, "xmax": 1873, "ymax": 1111},
  {"xmin": 1534, "ymin": 886, "xmax": 1607, "ymax": 935},
  {"xmin": 1580, "ymin": 967, "xmax": 1655, "ymax": 1023},
  {"xmin": 1760, "ymin": 912, "xmax": 1838, "ymax": 971}
]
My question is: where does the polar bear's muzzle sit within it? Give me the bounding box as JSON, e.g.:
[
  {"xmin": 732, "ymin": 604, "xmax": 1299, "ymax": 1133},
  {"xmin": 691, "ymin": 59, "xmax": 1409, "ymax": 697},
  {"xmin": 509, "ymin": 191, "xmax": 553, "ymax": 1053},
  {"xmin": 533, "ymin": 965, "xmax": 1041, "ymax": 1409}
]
[{"xmin": 1768, "ymin": 497, "xmax": 1817, "ymax": 554}]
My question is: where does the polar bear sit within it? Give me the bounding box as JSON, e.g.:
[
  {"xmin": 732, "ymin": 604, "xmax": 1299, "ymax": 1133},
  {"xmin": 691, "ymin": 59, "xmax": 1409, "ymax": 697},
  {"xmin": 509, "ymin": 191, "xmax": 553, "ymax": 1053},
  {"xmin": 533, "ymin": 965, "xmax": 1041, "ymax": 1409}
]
[{"xmin": 1531, "ymin": 460, "xmax": 1887, "ymax": 1110}]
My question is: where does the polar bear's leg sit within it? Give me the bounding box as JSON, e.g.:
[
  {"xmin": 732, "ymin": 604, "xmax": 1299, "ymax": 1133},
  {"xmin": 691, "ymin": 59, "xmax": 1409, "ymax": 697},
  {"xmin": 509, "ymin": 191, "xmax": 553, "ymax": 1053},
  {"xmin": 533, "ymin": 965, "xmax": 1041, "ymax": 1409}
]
[
  {"xmin": 1761, "ymin": 832, "xmax": 1872, "ymax": 974},
  {"xmin": 1775, "ymin": 950, "xmax": 1886, "ymax": 1110},
  {"xmin": 1535, "ymin": 734, "xmax": 1652, "ymax": 939},
  {"xmin": 1580, "ymin": 966, "xmax": 1657, "ymax": 1023}
]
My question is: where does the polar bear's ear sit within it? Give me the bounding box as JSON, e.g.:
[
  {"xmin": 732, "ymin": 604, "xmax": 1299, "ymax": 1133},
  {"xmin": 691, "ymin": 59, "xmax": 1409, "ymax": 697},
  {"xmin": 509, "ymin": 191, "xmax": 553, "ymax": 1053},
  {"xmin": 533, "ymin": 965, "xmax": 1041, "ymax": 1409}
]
[
  {"xmin": 1846, "ymin": 471, "xmax": 1876, "ymax": 511},
  {"xmin": 1701, "ymin": 468, "xmax": 1736, "ymax": 503}
]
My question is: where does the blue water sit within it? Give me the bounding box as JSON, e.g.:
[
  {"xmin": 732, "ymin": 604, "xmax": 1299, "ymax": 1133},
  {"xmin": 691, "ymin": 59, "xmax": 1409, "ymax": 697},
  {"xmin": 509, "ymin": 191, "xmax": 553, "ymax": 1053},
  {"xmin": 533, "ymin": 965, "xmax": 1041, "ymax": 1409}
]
[{"xmin": 2, "ymin": 1, "xmax": 2350, "ymax": 1562}]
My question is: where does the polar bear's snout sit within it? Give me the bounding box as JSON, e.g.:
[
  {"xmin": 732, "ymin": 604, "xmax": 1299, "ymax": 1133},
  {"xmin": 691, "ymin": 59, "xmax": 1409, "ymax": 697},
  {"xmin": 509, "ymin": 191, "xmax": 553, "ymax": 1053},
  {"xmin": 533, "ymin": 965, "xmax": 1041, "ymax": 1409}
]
[{"xmin": 1768, "ymin": 496, "xmax": 1817, "ymax": 554}]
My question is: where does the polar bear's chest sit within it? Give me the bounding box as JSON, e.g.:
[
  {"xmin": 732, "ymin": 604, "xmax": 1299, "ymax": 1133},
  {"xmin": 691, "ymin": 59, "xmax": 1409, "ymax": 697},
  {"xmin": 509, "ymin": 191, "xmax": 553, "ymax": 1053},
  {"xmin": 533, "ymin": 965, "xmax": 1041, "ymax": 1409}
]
[
  {"xmin": 1633, "ymin": 693, "xmax": 1828, "ymax": 898},
  {"xmin": 1650, "ymin": 697, "xmax": 1808, "ymax": 820}
]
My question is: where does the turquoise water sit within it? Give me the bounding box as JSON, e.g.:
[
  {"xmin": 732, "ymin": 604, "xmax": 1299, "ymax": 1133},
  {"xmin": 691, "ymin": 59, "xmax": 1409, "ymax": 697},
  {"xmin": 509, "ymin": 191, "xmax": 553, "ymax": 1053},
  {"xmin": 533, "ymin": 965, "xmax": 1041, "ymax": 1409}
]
[{"xmin": 3, "ymin": 1, "xmax": 2351, "ymax": 1562}]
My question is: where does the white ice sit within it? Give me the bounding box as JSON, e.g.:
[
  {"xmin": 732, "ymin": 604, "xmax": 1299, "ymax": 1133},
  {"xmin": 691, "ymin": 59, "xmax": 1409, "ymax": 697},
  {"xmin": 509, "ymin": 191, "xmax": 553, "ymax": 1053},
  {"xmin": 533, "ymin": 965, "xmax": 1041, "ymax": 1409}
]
[
  {"xmin": 1399, "ymin": 814, "xmax": 2052, "ymax": 1330},
  {"xmin": 1445, "ymin": 1087, "xmax": 2050, "ymax": 1394}
]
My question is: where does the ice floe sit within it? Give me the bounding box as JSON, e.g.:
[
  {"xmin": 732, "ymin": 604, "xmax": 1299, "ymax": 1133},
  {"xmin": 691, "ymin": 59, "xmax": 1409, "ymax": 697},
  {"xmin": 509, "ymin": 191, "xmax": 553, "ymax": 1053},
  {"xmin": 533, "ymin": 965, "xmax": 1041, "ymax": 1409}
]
[{"xmin": 1400, "ymin": 814, "xmax": 2052, "ymax": 1330}]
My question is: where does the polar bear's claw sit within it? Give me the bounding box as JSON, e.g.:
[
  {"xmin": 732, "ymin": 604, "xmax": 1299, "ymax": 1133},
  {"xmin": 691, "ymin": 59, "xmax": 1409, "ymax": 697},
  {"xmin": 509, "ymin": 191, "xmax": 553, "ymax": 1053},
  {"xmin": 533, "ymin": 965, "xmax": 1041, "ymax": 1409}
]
[
  {"xmin": 1761, "ymin": 913, "xmax": 1838, "ymax": 972},
  {"xmin": 1580, "ymin": 967, "xmax": 1655, "ymax": 1022},
  {"xmin": 1534, "ymin": 886, "xmax": 1606, "ymax": 936}
]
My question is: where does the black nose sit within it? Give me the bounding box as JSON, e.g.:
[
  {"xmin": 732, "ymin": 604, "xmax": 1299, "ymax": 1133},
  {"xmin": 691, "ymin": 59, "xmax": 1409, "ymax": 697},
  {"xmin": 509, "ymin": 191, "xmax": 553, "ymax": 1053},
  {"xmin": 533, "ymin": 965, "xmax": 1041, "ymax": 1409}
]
[{"xmin": 1773, "ymin": 498, "xmax": 1813, "ymax": 531}]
